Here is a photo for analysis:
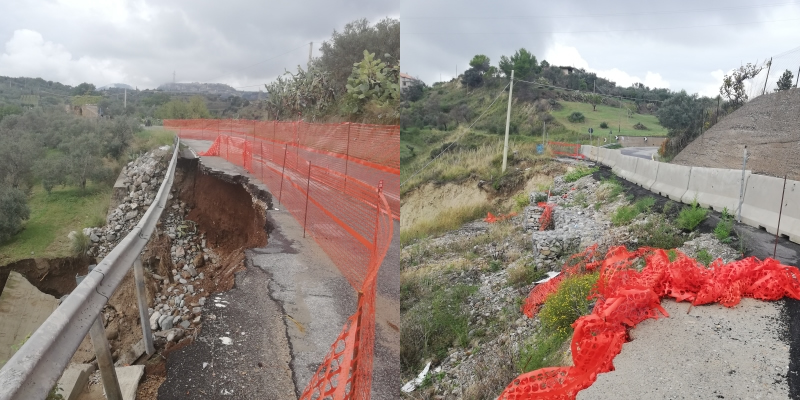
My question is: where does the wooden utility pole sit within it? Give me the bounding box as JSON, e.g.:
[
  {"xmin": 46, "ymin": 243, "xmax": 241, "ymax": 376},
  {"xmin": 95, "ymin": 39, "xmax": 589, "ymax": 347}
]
[
  {"xmin": 502, "ymin": 70, "xmax": 514, "ymax": 172},
  {"xmin": 308, "ymin": 42, "xmax": 313, "ymax": 69},
  {"xmin": 796, "ymin": 66, "xmax": 800, "ymax": 88}
]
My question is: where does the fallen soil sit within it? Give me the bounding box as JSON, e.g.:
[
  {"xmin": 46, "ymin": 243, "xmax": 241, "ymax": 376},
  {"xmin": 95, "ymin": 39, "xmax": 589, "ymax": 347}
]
[{"xmin": 672, "ymin": 88, "xmax": 800, "ymax": 180}]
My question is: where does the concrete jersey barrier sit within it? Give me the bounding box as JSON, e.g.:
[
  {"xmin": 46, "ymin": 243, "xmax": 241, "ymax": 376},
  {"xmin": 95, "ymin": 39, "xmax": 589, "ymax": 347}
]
[
  {"xmin": 740, "ymin": 176, "xmax": 800, "ymax": 243},
  {"xmin": 681, "ymin": 167, "xmax": 751, "ymax": 212},
  {"xmin": 598, "ymin": 148, "xmax": 618, "ymax": 168},
  {"xmin": 628, "ymin": 158, "xmax": 660, "ymax": 190},
  {"xmin": 651, "ymin": 163, "xmax": 691, "ymax": 202},
  {"xmin": 580, "ymin": 145, "xmax": 598, "ymax": 162},
  {"xmin": 612, "ymin": 154, "xmax": 638, "ymax": 182}
]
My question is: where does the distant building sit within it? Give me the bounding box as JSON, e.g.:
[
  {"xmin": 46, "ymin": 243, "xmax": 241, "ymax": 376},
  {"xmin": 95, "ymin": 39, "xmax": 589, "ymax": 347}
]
[
  {"xmin": 400, "ymin": 73, "xmax": 420, "ymax": 91},
  {"xmin": 558, "ymin": 66, "xmax": 575, "ymax": 75},
  {"xmin": 65, "ymin": 104, "xmax": 100, "ymax": 118}
]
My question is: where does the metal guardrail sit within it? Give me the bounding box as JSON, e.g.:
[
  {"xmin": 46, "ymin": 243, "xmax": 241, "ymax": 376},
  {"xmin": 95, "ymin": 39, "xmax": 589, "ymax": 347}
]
[{"xmin": 0, "ymin": 137, "xmax": 180, "ymax": 400}]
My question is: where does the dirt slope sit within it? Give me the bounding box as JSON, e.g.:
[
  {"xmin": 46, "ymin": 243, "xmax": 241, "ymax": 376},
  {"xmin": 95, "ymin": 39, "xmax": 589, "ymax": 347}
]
[{"xmin": 672, "ymin": 88, "xmax": 800, "ymax": 179}]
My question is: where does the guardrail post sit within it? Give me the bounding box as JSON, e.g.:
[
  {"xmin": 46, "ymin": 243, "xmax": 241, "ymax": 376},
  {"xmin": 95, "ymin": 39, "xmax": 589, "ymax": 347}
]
[
  {"xmin": 89, "ymin": 315, "xmax": 123, "ymax": 400},
  {"xmin": 133, "ymin": 257, "xmax": 155, "ymax": 355}
]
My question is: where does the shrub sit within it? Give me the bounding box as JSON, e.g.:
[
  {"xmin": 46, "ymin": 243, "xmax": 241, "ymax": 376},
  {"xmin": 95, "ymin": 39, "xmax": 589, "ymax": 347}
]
[
  {"xmin": 599, "ymin": 121, "xmax": 609, "ymax": 129},
  {"xmin": 517, "ymin": 329, "xmax": 570, "ymax": 373},
  {"xmin": 714, "ymin": 207, "xmax": 734, "ymax": 243},
  {"xmin": 513, "ymin": 192, "xmax": 529, "ymax": 212},
  {"xmin": 539, "ymin": 272, "xmax": 599, "ymax": 335},
  {"xmin": 677, "ymin": 199, "xmax": 707, "ymax": 231},
  {"xmin": 69, "ymin": 230, "xmax": 91, "ymax": 257},
  {"xmin": 563, "ymin": 166, "xmax": 597, "ymax": 183},
  {"xmin": 567, "ymin": 111, "xmax": 585, "ymax": 123},
  {"xmin": 631, "ymin": 213, "xmax": 686, "ymax": 249}
]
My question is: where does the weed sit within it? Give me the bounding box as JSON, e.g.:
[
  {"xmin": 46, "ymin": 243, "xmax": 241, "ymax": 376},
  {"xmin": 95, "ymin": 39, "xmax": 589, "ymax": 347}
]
[
  {"xmin": 631, "ymin": 213, "xmax": 686, "ymax": 249},
  {"xmin": 539, "ymin": 272, "xmax": 599, "ymax": 336},
  {"xmin": 572, "ymin": 192, "xmax": 588, "ymax": 208},
  {"xmin": 714, "ymin": 207, "xmax": 734, "ymax": 243},
  {"xmin": 533, "ymin": 192, "xmax": 548, "ymax": 203},
  {"xmin": 517, "ymin": 329, "xmax": 571, "ymax": 373},
  {"xmin": 667, "ymin": 249, "xmax": 678, "ymax": 262},
  {"xmin": 506, "ymin": 262, "xmax": 547, "ymax": 288},
  {"xmin": 513, "ymin": 192, "xmax": 529, "ymax": 212},
  {"xmin": 696, "ymin": 249, "xmax": 713, "ymax": 266},
  {"xmin": 400, "ymin": 203, "xmax": 490, "ymax": 245},
  {"xmin": 611, "ymin": 205, "xmax": 639, "ymax": 226},
  {"xmin": 401, "ymin": 284, "xmax": 478, "ymax": 373},
  {"xmin": 489, "ymin": 260, "xmax": 503, "ymax": 272},
  {"xmin": 563, "ymin": 166, "xmax": 598, "ymax": 183},
  {"xmin": 69, "ymin": 230, "xmax": 90, "ymax": 257},
  {"xmin": 676, "ymin": 198, "xmax": 708, "ymax": 231}
]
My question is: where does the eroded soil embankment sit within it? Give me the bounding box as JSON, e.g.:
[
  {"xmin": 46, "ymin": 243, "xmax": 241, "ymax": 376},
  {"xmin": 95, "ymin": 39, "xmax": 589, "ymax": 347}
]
[{"xmin": 0, "ymin": 257, "xmax": 91, "ymax": 298}]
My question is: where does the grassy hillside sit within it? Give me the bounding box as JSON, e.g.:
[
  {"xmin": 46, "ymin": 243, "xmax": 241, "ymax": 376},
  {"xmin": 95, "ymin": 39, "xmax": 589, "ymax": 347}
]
[{"xmin": 552, "ymin": 101, "xmax": 667, "ymax": 138}]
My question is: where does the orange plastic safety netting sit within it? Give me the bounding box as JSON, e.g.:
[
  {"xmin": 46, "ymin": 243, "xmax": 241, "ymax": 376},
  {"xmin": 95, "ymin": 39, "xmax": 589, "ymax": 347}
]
[
  {"xmin": 163, "ymin": 119, "xmax": 400, "ymax": 220},
  {"xmin": 484, "ymin": 212, "xmax": 517, "ymax": 223},
  {"xmin": 505, "ymin": 245, "xmax": 800, "ymax": 399},
  {"xmin": 547, "ymin": 141, "xmax": 584, "ymax": 159},
  {"xmin": 192, "ymin": 134, "xmax": 393, "ymax": 399}
]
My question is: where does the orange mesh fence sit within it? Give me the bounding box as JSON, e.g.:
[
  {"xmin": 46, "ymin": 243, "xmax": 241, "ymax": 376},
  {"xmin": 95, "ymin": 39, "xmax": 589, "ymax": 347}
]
[
  {"xmin": 193, "ymin": 134, "xmax": 393, "ymax": 399},
  {"xmin": 547, "ymin": 141, "xmax": 584, "ymax": 159},
  {"xmin": 538, "ymin": 202, "xmax": 555, "ymax": 231},
  {"xmin": 484, "ymin": 212, "xmax": 517, "ymax": 223},
  {"xmin": 505, "ymin": 245, "xmax": 800, "ymax": 399},
  {"xmin": 165, "ymin": 119, "xmax": 399, "ymax": 220}
]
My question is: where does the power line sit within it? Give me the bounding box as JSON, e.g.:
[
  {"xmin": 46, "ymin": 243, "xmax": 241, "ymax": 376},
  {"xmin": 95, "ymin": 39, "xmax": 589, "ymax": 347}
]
[
  {"xmin": 404, "ymin": 17, "xmax": 800, "ymax": 35},
  {"xmin": 401, "ymin": 82, "xmax": 510, "ymax": 187},
  {"xmin": 403, "ymin": 2, "xmax": 798, "ymax": 20},
  {"xmin": 514, "ymin": 77, "xmax": 666, "ymax": 103}
]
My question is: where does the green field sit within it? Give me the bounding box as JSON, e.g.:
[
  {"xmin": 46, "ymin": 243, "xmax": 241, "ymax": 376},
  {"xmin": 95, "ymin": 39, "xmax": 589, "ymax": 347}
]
[
  {"xmin": 0, "ymin": 183, "xmax": 111, "ymax": 264},
  {"xmin": 552, "ymin": 101, "xmax": 668, "ymax": 138}
]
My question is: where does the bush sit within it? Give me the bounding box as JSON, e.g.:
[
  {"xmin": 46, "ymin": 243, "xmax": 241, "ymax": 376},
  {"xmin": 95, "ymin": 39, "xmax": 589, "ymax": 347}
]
[
  {"xmin": 714, "ymin": 207, "xmax": 734, "ymax": 243},
  {"xmin": 0, "ymin": 187, "xmax": 31, "ymax": 243},
  {"xmin": 567, "ymin": 111, "xmax": 585, "ymax": 123},
  {"xmin": 69, "ymin": 230, "xmax": 91, "ymax": 257},
  {"xmin": 563, "ymin": 166, "xmax": 597, "ymax": 183},
  {"xmin": 539, "ymin": 272, "xmax": 599, "ymax": 335},
  {"xmin": 677, "ymin": 199, "xmax": 707, "ymax": 231},
  {"xmin": 599, "ymin": 121, "xmax": 609, "ymax": 129},
  {"xmin": 513, "ymin": 192, "xmax": 529, "ymax": 212}
]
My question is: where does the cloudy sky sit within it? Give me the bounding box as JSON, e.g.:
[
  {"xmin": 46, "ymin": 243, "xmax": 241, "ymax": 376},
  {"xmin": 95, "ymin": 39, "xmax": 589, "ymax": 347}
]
[
  {"xmin": 0, "ymin": 0, "xmax": 398, "ymax": 90},
  {"xmin": 402, "ymin": 1, "xmax": 800, "ymax": 97}
]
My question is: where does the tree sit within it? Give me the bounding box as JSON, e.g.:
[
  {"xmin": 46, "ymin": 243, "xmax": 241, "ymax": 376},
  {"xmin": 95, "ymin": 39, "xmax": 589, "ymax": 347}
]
[
  {"xmin": 71, "ymin": 82, "xmax": 96, "ymax": 96},
  {"xmin": 656, "ymin": 91, "xmax": 708, "ymax": 137},
  {"xmin": 0, "ymin": 186, "xmax": 29, "ymax": 243},
  {"xmin": 461, "ymin": 68, "xmax": 483, "ymax": 88},
  {"xmin": 155, "ymin": 96, "xmax": 211, "ymax": 119},
  {"xmin": 586, "ymin": 94, "xmax": 602, "ymax": 111},
  {"xmin": 0, "ymin": 132, "xmax": 40, "ymax": 189},
  {"xmin": 469, "ymin": 55, "xmax": 491, "ymax": 73},
  {"xmin": 61, "ymin": 133, "xmax": 112, "ymax": 191},
  {"xmin": 719, "ymin": 62, "xmax": 766, "ymax": 109},
  {"xmin": 775, "ymin": 69, "xmax": 794, "ymax": 91},
  {"xmin": 342, "ymin": 50, "xmax": 400, "ymax": 115},
  {"xmin": 402, "ymin": 80, "xmax": 425, "ymax": 102},
  {"xmin": 498, "ymin": 48, "xmax": 540, "ymax": 79},
  {"xmin": 317, "ymin": 18, "xmax": 400, "ymax": 94}
]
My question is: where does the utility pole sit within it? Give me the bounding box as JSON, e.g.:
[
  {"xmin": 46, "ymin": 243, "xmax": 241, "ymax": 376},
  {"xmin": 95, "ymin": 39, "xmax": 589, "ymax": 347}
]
[
  {"xmin": 124, "ymin": 88, "xmax": 127, "ymax": 109},
  {"xmin": 796, "ymin": 66, "xmax": 800, "ymax": 88},
  {"xmin": 762, "ymin": 57, "xmax": 772, "ymax": 95},
  {"xmin": 502, "ymin": 70, "xmax": 514, "ymax": 172},
  {"xmin": 308, "ymin": 42, "xmax": 313, "ymax": 69}
]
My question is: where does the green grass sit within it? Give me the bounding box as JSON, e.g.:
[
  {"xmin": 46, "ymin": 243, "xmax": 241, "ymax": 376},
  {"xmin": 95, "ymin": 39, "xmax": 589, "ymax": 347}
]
[
  {"xmin": 611, "ymin": 197, "xmax": 654, "ymax": 226},
  {"xmin": 0, "ymin": 182, "xmax": 111, "ymax": 265},
  {"xmin": 507, "ymin": 262, "xmax": 547, "ymax": 288},
  {"xmin": 696, "ymin": 249, "xmax": 713, "ymax": 266},
  {"xmin": 563, "ymin": 166, "xmax": 598, "ymax": 183},
  {"xmin": 400, "ymin": 203, "xmax": 490, "ymax": 245},
  {"xmin": 517, "ymin": 329, "xmax": 571, "ymax": 373},
  {"xmin": 677, "ymin": 199, "xmax": 708, "ymax": 231},
  {"xmin": 551, "ymin": 101, "xmax": 668, "ymax": 138},
  {"xmin": 130, "ymin": 127, "xmax": 175, "ymax": 156}
]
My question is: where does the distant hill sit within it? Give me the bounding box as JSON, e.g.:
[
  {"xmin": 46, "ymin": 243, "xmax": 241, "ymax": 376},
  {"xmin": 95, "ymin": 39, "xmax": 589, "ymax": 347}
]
[
  {"xmin": 157, "ymin": 82, "xmax": 237, "ymax": 95},
  {"xmin": 672, "ymin": 88, "xmax": 800, "ymax": 179}
]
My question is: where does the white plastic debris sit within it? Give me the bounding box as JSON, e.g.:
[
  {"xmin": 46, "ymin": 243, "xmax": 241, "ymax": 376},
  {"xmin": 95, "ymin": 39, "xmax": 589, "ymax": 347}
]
[
  {"xmin": 401, "ymin": 362, "xmax": 431, "ymax": 393},
  {"xmin": 535, "ymin": 271, "xmax": 561, "ymax": 284},
  {"xmin": 220, "ymin": 337, "xmax": 233, "ymax": 345}
]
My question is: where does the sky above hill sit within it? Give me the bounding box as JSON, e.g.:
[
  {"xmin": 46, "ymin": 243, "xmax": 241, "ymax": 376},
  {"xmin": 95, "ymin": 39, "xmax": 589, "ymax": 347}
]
[
  {"xmin": 0, "ymin": 0, "xmax": 398, "ymax": 90},
  {"xmin": 402, "ymin": 0, "xmax": 800, "ymax": 97}
]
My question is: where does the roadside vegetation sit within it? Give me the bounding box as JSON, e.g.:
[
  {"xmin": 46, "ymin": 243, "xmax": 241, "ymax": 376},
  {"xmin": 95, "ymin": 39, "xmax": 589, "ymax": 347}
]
[{"xmin": 0, "ymin": 108, "xmax": 170, "ymax": 264}]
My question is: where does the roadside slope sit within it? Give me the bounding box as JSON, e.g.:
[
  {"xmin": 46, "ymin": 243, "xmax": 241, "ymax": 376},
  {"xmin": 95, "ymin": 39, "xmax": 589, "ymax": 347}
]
[{"xmin": 672, "ymin": 88, "xmax": 800, "ymax": 179}]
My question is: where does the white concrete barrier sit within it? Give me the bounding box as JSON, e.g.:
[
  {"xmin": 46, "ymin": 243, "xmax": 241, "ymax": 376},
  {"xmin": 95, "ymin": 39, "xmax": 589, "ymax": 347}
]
[
  {"xmin": 651, "ymin": 163, "xmax": 692, "ymax": 202},
  {"xmin": 612, "ymin": 154, "xmax": 639, "ymax": 182},
  {"xmin": 599, "ymin": 148, "xmax": 619, "ymax": 168},
  {"xmin": 740, "ymin": 176, "xmax": 800, "ymax": 243},
  {"xmin": 580, "ymin": 145, "xmax": 599, "ymax": 161},
  {"xmin": 629, "ymin": 158, "xmax": 660, "ymax": 190},
  {"xmin": 681, "ymin": 167, "xmax": 751, "ymax": 212}
]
